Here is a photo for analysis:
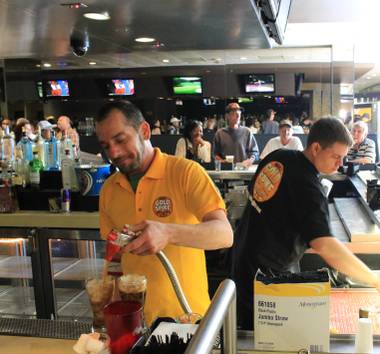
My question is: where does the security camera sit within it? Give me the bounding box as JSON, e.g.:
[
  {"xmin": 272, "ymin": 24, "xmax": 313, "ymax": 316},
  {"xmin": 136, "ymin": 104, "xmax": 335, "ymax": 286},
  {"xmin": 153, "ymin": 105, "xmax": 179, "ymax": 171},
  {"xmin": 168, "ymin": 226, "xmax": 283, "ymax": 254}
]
[{"xmin": 70, "ymin": 30, "xmax": 90, "ymax": 57}]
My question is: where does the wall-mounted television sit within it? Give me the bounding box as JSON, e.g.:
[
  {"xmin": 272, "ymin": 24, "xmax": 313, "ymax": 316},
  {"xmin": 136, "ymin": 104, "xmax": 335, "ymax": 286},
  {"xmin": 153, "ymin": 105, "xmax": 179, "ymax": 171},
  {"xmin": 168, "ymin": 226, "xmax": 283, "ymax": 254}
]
[
  {"xmin": 44, "ymin": 80, "xmax": 70, "ymax": 97},
  {"xmin": 243, "ymin": 74, "xmax": 275, "ymax": 94},
  {"xmin": 105, "ymin": 79, "xmax": 135, "ymax": 96},
  {"xmin": 172, "ymin": 76, "xmax": 203, "ymax": 95}
]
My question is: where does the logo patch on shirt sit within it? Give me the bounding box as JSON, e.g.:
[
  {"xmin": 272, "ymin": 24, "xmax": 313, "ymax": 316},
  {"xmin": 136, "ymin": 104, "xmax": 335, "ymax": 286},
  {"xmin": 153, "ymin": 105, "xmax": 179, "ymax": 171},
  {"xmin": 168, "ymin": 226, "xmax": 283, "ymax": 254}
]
[
  {"xmin": 253, "ymin": 161, "xmax": 284, "ymax": 202},
  {"xmin": 153, "ymin": 197, "xmax": 173, "ymax": 217}
]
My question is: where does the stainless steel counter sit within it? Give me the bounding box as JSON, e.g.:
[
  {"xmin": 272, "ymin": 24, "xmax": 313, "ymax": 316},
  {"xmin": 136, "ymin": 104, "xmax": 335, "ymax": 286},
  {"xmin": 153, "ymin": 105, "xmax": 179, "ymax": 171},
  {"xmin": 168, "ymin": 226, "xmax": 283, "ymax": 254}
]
[{"xmin": 207, "ymin": 166, "xmax": 257, "ymax": 181}]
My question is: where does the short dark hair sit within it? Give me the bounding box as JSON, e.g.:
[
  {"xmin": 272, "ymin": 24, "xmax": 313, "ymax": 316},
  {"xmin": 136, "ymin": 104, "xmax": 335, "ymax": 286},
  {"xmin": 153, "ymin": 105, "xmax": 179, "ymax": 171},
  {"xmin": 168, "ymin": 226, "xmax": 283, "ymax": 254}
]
[
  {"xmin": 97, "ymin": 100, "xmax": 145, "ymax": 131},
  {"xmin": 307, "ymin": 117, "xmax": 353, "ymax": 149},
  {"xmin": 183, "ymin": 120, "xmax": 202, "ymax": 140}
]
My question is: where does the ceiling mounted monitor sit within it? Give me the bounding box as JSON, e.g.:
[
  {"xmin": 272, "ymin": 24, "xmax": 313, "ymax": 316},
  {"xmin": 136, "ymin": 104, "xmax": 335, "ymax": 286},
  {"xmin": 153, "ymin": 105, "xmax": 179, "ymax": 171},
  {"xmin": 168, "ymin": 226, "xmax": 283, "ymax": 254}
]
[
  {"xmin": 243, "ymin": 74, "xmax": 275, "ymax": 94},
  {"xmin": 106, "ymin": 79, "xmax": 135, "ymax": 96},
  {"xmin": 44, "ymin": 80, "xmax": 70, "ymax": 98},
  {"xmin": 172, "ymin": 76, "xmax": 203, "ymax": 95}
]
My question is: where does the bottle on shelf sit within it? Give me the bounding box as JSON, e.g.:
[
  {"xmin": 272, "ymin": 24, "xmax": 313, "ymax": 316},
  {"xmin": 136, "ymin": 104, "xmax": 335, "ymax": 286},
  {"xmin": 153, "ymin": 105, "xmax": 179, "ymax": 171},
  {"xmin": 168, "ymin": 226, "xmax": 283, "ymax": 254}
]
[
  {"xmin": 18, "ymin": 128, "xmax": 33, "ymax": 162},
  {"xmin": 29, "ymin": 151, "xmax": 44, "ymax": 188},
  {"xmin": 61, "ymin": 148, "xmax": 79, "ymax": 192},
  {"xmin": 35, "ymin": 126, "xmax": 46, "ymax": 166},
  {"xmin": 59, "ymin": 132, "xmax": 73, "ymax": 161},
  {"xmin": 44, "ymin": 130, "xmax": 60, "ymax": 170},
  {"xmin": 1, "ymin": 126, "xmax": 14, "ymax": 163}
]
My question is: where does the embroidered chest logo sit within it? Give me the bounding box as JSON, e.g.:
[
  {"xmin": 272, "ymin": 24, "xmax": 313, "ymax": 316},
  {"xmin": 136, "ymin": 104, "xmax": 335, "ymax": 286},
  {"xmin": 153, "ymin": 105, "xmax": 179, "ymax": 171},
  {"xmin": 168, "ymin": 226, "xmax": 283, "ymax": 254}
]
[
  {"xmin": 153, "ymin": 197, "xmax": 173, "ymax": 217},
  {"xmin": 253, "ymin": 161, "xmax": 284, "ymax": 202}
]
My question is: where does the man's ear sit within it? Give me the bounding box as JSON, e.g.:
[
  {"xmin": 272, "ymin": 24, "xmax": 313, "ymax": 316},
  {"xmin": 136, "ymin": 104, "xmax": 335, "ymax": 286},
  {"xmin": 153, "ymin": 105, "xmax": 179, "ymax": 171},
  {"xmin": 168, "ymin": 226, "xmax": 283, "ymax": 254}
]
[
  {"xmin": 140, "ymin": 121, "xmax": 151, "ymax": 140},
  {"xmin": 309, "ymin": 142, "xmax": 322, "ymax": 157}
]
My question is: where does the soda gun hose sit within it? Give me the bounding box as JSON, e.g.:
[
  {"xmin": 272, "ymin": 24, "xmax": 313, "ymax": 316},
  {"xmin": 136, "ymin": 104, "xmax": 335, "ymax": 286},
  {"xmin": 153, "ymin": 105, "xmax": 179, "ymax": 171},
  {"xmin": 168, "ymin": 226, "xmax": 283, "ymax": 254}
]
[{"xmin": 106, "ymin": 230, "xmax": 192, "ymax": 315}]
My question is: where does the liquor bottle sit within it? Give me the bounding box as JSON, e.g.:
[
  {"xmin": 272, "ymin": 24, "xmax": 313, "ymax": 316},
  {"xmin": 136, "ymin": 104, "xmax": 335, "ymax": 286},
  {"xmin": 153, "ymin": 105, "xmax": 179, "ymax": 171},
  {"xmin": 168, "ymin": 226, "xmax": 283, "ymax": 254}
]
[
  {"xmin": 61, "ymin": 148, "xmax": 79, "ymax": 191},
  {"xmin": 44, "ymin": 130, "xmax": 60, "ymax": 170},
  {"xmin": 29, "ymin": 151, "xmax": 44, "ymax": 188},
  {"xmin": 18, "ymin": 128, "xmax": 33, "ymax": 162},
  {"xmin": 2, "ymin": 126, "xmax": 15, "ymax": 162},
  {"xmin": 35, "ymin": 126, "xmax": 46, "ymax": 166},
  {"xmin": 59, "ymin": 132, "xmax": 73, "ymax": 161}
]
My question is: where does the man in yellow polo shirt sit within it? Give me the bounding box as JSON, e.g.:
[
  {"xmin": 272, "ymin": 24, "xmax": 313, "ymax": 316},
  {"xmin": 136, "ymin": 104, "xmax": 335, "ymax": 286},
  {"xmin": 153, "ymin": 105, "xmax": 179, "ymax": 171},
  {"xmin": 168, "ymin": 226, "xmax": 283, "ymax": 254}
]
[{"xmin": 96, "ymin": 100, "xmax": 233, "ymax": 324}]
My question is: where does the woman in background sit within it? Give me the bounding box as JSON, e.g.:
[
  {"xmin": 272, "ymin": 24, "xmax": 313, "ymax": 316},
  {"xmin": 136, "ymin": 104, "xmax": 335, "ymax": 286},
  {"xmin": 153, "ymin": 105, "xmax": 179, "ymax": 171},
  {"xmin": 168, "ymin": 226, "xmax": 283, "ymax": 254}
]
[{"xmin": 175, "ymin": 120, "xmax": 211, "ymax": 163}]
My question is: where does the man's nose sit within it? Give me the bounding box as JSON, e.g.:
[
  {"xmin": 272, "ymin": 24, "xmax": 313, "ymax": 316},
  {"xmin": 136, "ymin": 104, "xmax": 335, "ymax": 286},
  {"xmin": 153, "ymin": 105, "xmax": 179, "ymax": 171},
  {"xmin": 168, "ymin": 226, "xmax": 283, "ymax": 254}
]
[{"xmin": 107, "ymin": 143, "xmax": 121, "ymax": 159}]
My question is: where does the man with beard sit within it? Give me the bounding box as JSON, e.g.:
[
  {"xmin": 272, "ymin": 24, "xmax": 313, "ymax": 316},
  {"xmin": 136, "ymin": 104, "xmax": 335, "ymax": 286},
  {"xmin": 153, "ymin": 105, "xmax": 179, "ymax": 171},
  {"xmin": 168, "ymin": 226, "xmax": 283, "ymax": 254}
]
[{"xmin": 95, "ymin": 100, "xmax": 233, "ymax": 324}]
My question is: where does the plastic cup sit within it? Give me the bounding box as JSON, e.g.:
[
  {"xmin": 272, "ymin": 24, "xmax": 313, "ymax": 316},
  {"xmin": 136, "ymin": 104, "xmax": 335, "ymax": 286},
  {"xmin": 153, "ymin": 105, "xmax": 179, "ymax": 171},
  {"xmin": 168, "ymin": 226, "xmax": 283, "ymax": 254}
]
[
  {"xmin": 117, "ymin": 274, "xmax": 147, "ymax": 306},
  {"xmin": 85, "ymin": 276, "xmax": 115, "ymax": 330},
  {"xmin": 215, "ymin": 160, "xmax": 221, "ymax": 171},
  {"xmin": 104, "ymin": 300, "xmax": 144, "ymax": 354}
]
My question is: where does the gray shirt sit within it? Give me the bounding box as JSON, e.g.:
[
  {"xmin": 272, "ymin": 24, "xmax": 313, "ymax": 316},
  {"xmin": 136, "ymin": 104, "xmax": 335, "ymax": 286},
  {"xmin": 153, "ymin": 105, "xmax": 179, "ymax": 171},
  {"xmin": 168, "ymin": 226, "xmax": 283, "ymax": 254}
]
[
  {"xmin": 214, "ymin": 126, "xmax": 259, "ymax": 163},
  {"xmin": 262, "ymin": 120, "xmax": 279, "ymax": 134}
]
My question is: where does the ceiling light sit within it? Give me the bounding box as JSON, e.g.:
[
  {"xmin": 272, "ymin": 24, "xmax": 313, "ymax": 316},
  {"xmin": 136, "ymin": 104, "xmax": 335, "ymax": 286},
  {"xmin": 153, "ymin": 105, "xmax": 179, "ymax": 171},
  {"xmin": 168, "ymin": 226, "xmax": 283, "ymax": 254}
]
[
  {"xmin": 135, "ymin": 37, "xmax": 155, "ymax": 43},
  {"xmin": 60, "ymin": 2, "xmax": 88, "ymax": 8},
  {"xmin": 366, "ymin": 76, "xmax": 371, "ymax": 80},
  {"xmin": 43, "ymin": 63, "xmax": 52, "ymax": 68},
  {"xmin": 83, "ymin": 12, "xmax": 110, "ymax": 20},
  {"xmin": 240, "ymin": 56, "xmax": 248, "ymax": 60},
  {"xmin": 162, "ymin": 59, "xmax": 170, "ymax": 63},
  {"xmin": 35, "ymin": 64, "xmax": 41, "ymax": 68},
  {"xmin": 89, "ymin": 61, "xmax": 97, "ymax": 65}
]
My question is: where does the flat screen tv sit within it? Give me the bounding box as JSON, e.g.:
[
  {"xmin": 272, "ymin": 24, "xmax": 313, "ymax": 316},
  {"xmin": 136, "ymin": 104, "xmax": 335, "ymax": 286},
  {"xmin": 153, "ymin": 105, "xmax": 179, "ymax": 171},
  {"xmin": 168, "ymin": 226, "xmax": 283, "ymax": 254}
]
[
  {"xmin": 172, "ymin": 76, "xmax": 202, "ymax": 95},
  {"xmin": 45, "ymin": 80, "xmax": 70, "ymax": 97},
  {"xmin": 106, "ymin": 79, "xmax": 135, "ymax": 96},
  {"xmin": 244, "ymin": 74, "xmax": 275, "ymax": 94}
]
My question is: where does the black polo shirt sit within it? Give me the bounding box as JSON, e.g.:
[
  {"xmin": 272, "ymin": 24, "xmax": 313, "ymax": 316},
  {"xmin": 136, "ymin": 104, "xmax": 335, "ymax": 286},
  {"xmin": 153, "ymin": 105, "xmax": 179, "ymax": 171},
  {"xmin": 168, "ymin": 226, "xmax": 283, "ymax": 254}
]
[{"xmin": 230, "ymin": 149, "xmax": 332, "ymax": 329}]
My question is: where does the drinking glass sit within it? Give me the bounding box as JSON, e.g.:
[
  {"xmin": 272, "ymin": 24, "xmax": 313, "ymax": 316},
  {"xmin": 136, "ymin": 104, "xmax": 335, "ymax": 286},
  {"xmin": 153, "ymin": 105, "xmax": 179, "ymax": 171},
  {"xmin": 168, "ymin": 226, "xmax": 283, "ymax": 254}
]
[
  {"xmin": 85, "ymin": 276, "xmax": 115, "ymax": 331},
  {"xmin": 104, "ymin": 300, "xmax": 144, "ymax": 354}
]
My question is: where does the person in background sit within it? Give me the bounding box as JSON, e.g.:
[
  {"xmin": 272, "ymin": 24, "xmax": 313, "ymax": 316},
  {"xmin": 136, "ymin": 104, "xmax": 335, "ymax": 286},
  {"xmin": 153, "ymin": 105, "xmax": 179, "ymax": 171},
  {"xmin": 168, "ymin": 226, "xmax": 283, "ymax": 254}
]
[
  {"xmin": 151, "ymin": 119, "xmax": 162, "ymax": 135},
  {"xmin": 261, "ymin": 108, "xmax": 279, "ymax": 134},
  {"xmin": 1, "ymin": 117, "xmax": 13, "ymax": 132},
  {"xmin": 291, "ymin": 116, "xmax": 304, "ymax": 134},
  {"xmin": 95, "ymin": 100, "xmax": 233, "ymax": 324},
  {"xmin": 175, "ymin": 120, "xmax": 211, "ymax": 163},
  {"xmin": 14, "ymin": 118, "xmax": 35, "ymax": 143},
  {"xmin": 167, "ymin": 117, "xmax": 181, "ymax": 134},
  {"xmin": 245, "ymin": 116, "xmax": 259, "ymax": 134},
  {"xmin": 203, "ymin": 117, "xmax": 216, "ymax": 145},
  {"xmin": 38, "ymin": 120, "xmax": 55, "ymax": 140},
  {"xmin": 260, "ymin": 119, "xmax": 304, "ymax": 159},
  {"xmin": 56, "ymin": 115, "xmax": 80, "ymax": 148},
  {"xmin": 230, "ymin": 117, "xmax": 380, "ymax": 330},
  {"xmin": 347, "ymin": 120, "xmax": 376, "ymax": 164},
  {"xmin": 214, "ymin": 102, "xmax": 259, "ymax": 166}
]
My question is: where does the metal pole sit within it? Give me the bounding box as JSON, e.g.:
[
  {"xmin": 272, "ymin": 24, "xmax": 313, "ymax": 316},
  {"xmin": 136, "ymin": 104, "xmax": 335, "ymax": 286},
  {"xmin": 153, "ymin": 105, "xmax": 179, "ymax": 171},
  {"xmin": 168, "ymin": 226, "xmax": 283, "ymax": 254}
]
[{"xmin": 185, "ymin": 279, "xmax": 237, "ymax": 354}]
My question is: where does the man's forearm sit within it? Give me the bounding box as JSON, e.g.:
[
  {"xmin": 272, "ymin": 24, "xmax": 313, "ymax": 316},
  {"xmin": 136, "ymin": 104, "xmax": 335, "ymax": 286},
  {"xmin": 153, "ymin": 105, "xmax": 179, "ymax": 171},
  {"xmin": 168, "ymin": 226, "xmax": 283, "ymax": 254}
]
[
  {"xmin": 311, "ymin": 237, "xmax": 380, "ymax": 288},
  {"xmin": 169, "ymin": 217, "xmax": 233, "ymax": 250}
]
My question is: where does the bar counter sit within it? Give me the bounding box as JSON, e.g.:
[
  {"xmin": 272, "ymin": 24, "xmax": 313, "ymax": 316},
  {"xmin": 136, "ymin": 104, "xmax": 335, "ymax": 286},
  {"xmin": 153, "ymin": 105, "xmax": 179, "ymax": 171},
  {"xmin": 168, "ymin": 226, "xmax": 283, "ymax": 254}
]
[{"xmin": 0, "ymin": 210, "xmax": 99, "ymax": 229}]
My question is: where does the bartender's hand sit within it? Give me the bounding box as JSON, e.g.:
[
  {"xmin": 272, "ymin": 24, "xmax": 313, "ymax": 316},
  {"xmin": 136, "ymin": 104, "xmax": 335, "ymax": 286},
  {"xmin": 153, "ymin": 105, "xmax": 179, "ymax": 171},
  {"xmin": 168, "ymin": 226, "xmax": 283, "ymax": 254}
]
[{"xmin": 122, "ymin": 220, "xmax": 171, "ymax": 256}]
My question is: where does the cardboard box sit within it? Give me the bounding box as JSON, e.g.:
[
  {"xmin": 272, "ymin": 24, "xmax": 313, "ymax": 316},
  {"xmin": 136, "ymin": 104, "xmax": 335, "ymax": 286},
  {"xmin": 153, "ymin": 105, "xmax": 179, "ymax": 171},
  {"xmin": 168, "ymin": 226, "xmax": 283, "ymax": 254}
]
[{"xmin": 254, "ymin": 270, "xmax": 330, "ymax": 352}]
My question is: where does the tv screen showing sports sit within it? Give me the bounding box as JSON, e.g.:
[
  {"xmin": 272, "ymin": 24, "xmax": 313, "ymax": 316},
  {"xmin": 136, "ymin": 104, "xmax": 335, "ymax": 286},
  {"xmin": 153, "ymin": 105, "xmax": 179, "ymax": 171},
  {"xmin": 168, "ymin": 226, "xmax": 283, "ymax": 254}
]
[
  {"xmin": 244, "ymin": 74, "xmax": 275, "ymax": 93},
  {"xmin": 45, "ymin": 80, "xmax": 70, "ymax": 97},
  {"xmin": 106, "ymin": 79, "xmax": 135, "ymax": 96},
  {"xmin": 172, "ymin": 76, "xmax": 202, "ymax": 95}
]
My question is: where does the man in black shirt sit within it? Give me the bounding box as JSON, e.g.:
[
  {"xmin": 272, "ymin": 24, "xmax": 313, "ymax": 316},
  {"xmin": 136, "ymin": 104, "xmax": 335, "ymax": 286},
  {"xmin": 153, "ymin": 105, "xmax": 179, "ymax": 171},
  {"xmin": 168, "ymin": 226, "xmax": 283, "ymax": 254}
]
[{"xmin": 230, "ymin": 117, "xmax": 380, "ymax": 330}]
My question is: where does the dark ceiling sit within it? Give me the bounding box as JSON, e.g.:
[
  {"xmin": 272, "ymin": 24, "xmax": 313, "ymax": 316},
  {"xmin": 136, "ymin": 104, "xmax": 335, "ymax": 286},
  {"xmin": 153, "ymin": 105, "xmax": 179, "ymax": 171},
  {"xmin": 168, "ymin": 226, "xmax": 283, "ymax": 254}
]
[{"xmin": 0, "ymin": 0, "xmax": 372, "ymax": 84}]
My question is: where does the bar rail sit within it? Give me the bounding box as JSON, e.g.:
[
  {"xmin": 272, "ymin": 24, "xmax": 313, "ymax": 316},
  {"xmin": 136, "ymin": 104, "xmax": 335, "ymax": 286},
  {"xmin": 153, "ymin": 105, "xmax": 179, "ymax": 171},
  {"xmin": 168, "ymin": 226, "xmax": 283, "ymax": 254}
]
[{"xmin": 185, "ymin": 278, "xmax": 237, "ymax": 354}]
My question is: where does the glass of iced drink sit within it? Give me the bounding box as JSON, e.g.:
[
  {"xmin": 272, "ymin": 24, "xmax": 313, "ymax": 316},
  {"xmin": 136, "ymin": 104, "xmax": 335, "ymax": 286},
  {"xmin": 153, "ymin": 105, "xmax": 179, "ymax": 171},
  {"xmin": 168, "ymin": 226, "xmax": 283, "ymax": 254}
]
[
  {"xmin": 117, "ymin": 274, "xmax": 147, "ymax": 307},
  {"xmin": 86, "ymin": 275, "xmax": 115, "ymax": 330}
]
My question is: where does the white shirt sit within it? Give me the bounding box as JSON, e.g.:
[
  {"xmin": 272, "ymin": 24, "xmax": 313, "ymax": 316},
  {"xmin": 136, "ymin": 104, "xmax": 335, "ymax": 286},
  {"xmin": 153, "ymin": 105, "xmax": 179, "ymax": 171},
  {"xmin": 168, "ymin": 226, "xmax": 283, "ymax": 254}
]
[
  {"xmin": 260, "ymin": 136, "xmax": 304, "ymax": 159},
  {"xmin": 175, "ymin": 137, "xmax": 212, "ymax": 163}
]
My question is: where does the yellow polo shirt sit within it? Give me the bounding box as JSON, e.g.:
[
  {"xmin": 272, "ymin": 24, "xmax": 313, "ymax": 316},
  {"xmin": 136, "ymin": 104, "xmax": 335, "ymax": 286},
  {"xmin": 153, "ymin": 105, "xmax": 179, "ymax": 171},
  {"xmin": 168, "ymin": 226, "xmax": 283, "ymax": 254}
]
[{"xmin": 99, "ymin": 148, "xmax": 225, "ymax": 324}]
